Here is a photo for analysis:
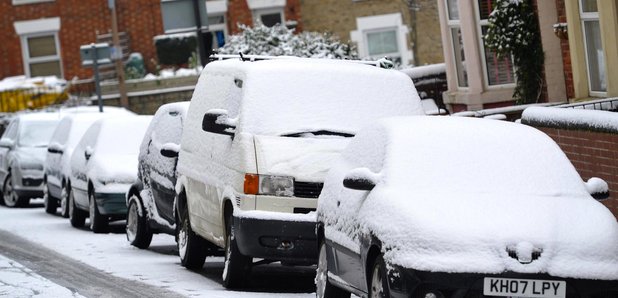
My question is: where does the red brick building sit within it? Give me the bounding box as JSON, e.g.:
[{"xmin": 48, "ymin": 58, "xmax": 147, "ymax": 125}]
[{"xmin": 0, "ymin": 0, "xmax": 302, "ymax": 81}]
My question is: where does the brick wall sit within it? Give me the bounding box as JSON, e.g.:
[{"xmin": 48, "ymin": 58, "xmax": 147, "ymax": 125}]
[
  {"xmin": 0, "ymin": 0, "xmax": 163, "ymax": 81},
  {"xmin": 527, "ymin": 126, "xmax": 618, "ymax": 218},
  {"xmin": 555, "ymin": 0, "xmax": 575, "ymax": 99}
]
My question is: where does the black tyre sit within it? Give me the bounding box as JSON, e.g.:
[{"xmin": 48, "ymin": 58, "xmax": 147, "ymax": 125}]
[
  {"xmin": 126, "ymin": 194, "xmax": 153, "ymax": 249},
  {"xmin": 69, "ymin": 188, "xmax": 86, "ymax": 228},
  {"xmin": 59, "ymin": 185, "xmax": 70, "ymax": 218},
  {"xmin": 43, "ymin": 181, "xmax": 58, "ymax": 214},
  {"xmin": 222, "ymin": 213, "xmax": 252, "ymax": 289},
  {"xmin": 89, "ymin": 191, "xmax": 108, "ymax": 233},
  {"xmin": 177, "ymin": 200, "xmax": 207, "ymax": 269},
  {"xmin": 368, "ymin": 254, "xmax": 390, "ymax": 298},
  {"xmin": 3, "ymin": 174, "xmax": 28, "ymax": 207},
  {"xmin": 316, "ymin": 241, "xmax": 350, "ymax": 298}
]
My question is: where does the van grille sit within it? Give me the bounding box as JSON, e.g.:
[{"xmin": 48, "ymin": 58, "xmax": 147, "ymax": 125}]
[{"xmin": 293, "ymin": 181, "xmax": 323, "ymax": 198}]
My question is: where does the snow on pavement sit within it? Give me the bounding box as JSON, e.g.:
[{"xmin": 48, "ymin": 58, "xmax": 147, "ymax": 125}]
[
  {"xmin": 0, "ymin": 201, "xmax": 314, "ymax": 298},
  {"xmin": 0, "ymin": 253, "xmax": 83, "ymax": 298}
]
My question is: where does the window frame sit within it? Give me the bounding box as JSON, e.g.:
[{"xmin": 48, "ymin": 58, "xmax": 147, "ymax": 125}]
[
  {"xmin": 579, "ymin": 0, "xmax": 607, "ymax": 96},
  {"xmin": 20, "ymin": 31, "xmax": 63, "ymax": 78},
  {"xmin": 364, "ymin": 27, "xmax": 401, "ymax": 63},
  {"xmin": 445, "ymin": 0, "xmax": 468, "ymax": 89},
  {"xmin": 208, "ymin": 14, "xmax": 228, "ymax": 49},
  {"xmin": 253, "ymin": 7, "xmax": 285, "ymax": 27},
  {"xmin": 12, "ymin": 0, "xmax": 54, "ymax": 5},
  {"xmin": 474, "ymin": 0, "xmax": 516, "ymax": 89}
]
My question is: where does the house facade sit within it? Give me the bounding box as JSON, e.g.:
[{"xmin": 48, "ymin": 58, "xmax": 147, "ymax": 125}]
[
  {"xmin": 0, "ymin": 0, "xmax": 302, "ymax": 81},
  {"xmin": 301, "ymin": 0, "xmax": 443, "ymax": 67}
]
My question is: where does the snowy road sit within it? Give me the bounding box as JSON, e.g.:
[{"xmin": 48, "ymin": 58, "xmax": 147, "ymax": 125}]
[{"xmin": 0, "ymin": 201, "xmax": 316, "ymax": 298}]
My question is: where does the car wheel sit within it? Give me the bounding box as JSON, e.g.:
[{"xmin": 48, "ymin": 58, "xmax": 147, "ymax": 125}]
[
  {"xmin": 126, "ymin": 194, "xmax": 153, "ymax": 249},
  {"xmin": 368, "ymin": 254, "xmax": 390, "ymax": 298},
  {"xmin": 89, "ymin": 191, "xmax": 108, "ymax": 233},
  {"xmin": 177, "ymin": 201, "xmax": 207, "ymax": 269},
  {"xmin": 59, "ymin": 185, "xmax": 70, "ymax": 218},
  {"xmin": 316, "ymin": 241, "xmax": 350, "ymax": 298},
  {"xmin": 3, "ymin": 174, "xmax": 28, "ymax": 207},
  {"xmin": 222, "ymin": 213, "xmax": 252, "ymax": 289},
  {"xmin": 69, "ymin": 188, "xmax": 86, "ymax": 227},
  {"xmin": 43, "ymin": 181, "xmax": 58, "ymax": 214}
]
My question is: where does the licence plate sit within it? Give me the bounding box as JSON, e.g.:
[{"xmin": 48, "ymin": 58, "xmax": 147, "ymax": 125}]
[{"xmin": 483, "ymin": 277, "xmax": 566, "ymax": 298}]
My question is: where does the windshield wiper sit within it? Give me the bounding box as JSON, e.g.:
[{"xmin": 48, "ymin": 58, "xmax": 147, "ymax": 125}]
[{"xmin": 281, "ymin": 130, "xmax": 354, "ymax": 138}]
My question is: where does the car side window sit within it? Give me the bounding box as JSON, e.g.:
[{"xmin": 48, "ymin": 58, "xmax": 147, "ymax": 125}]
[
  {"xmin": 2, "ymin": 120, "xmax": 19, "ymax": 141},
  {"xmin": 152, "ymin": 110, "xmax": 183, "ymax": 146},
  {"xmin": 50, "ymin": 118, "xmax": 71, "ymax": 145}
]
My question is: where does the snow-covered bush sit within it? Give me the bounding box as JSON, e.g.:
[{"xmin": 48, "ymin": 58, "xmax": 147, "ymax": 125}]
[
  {"xmin": 484, "ymin": 0, "xmax": 544, "ymax": 105},
  {"xmin": 218, "ymin": 23, "xmax": 358, "ymax": 59}
]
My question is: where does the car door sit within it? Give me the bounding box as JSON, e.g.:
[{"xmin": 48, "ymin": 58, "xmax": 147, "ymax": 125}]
[
  {"xmin": 71, "ymin": 122, "xmax": 100, "ymax": 209},
  {"xmin": 146, "ymin": 109, "xmax": 184, "ymax": 224}
]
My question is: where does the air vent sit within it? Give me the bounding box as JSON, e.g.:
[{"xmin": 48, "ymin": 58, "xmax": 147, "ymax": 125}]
[{"xmin": 293, "ymin": 181, "xmax": 323, "ymax": 198}]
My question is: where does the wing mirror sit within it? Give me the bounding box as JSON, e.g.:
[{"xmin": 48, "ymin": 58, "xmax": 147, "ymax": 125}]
[
  {"xmin": 0, "ymin": 139, "xmax": 15, "ymax": 149},
  {"xmin": 84, "ymin": 146, "xmax": 94, "ymax": 161},
  {"xmin": 47, "ymin": 142, "xmax": 64, "ymax": 154},
  {"xmin": 585, "ymin": 177, "xmax": 610, "ymax": 201},
  {"xmin": 342, "ymin": 168, "xmax": 380, "ymax": 191},
  {"xmin": 202, "ymin": 109, "xmax": 236, "ymax": 137},
  {"xmin": 160, "ymin": 143, "xmax": 179, "ymax": 158}
]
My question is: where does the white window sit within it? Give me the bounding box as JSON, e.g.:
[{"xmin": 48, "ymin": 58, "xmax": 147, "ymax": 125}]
[
  {"xmin": 246, "ymin": 0, "xmax": 285, "ymax": 27},
  {"xmin": 206, "ymin": 0, "xmax": 228, "ymax": 48},
  {"xmin": 477, "ymin": 0, "xmax": 514, "ymax": 87},
  {"xmin": 579, "ymin": 0, "xmax": 606, "ymax": 94},
  {"xmin": 12, "ymin": 0, "xmax": 54, "ymax": 5},
  {"xmin": 446, "ymin": 0, "xmax": 468, "ymax": 87},
  {"xmin": 351, "ymin": 13, "xmax": 412, "ymax": 66},
  {"xmin": 14, "ymin": 18, "xmax": 63, "ymax": 78}
]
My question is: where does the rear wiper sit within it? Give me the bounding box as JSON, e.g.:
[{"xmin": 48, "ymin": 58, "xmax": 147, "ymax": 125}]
[{"xmin": 281, "ymin": 130, "xmax": 354, "ymax": 138}]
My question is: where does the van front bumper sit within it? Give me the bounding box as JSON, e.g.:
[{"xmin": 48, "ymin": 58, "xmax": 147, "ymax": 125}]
[{"xmin": 233, "ymin": 214, "xmax": 317, "ymax": 263}]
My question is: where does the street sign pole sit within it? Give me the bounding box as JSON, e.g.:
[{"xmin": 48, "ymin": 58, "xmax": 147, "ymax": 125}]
[{"xmin": 92, "ymin": 44, "xmax": 103, "ymax": 113}]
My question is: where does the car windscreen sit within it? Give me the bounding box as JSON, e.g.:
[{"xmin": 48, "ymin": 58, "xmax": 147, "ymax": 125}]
[{"xmin": 19, "ymin": 120, "xmax": 59, "ymax": 147}]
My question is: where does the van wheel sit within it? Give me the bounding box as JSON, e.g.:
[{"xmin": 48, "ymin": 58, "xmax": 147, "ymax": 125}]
[
  {"xmin": 368, "ymin": 254, "xmax": 390, "ymax": 298},
  {"xmin": 177, "ymin": 203, "xmax": 206, "ymax": 269},
  {"xmin": 69, "ymin": 188, "xmax": 86, "ymax": 227},
  {"xmin": 3, "ymin": 174, "xmax": 28, "ymax": 207},
  {"xmin": 126, "ymin": 194, "xmax": 152, "ymax": 249},
  {"xmin": 316, "ymin": 241, "xmax": 350, "ymax": 298},
  {"xmin": 222, "ymin": 213, "xmax": 252, "ymax": 289},
  {"xmin": 43, "ymin": 182, "xmax": 57, "ymax": 214},
  {"xmin": 59, "ymin": 185, "xmax": 70, "ymax": 218},
  {"xmin": 89, "ymin": 191, "xmax": 108, "ymax": 233}
]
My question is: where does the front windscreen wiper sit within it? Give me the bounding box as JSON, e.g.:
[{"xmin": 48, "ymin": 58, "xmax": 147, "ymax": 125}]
[{"xmin": 281, "ymin": 130, "xmax": 355, "ymax": 138}]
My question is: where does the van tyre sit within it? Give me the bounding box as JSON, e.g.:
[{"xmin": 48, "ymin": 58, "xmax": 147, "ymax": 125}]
[
  {"xmin": 43, "ymin": 182, "xmax": 57, "ymax": 214},
  {"xmin": 177, "ymin": 203, "xmax": 206, "ymax": 270},
  {"xmin": 69, "ymin": 188, "xmax": 86, "ymax": 227},
  {"xmin": 126, "ymin": 194, "xmax": 152, "ymax": 249},
  {"xmin": 89, "ymin": 192, "xmax": 108, "ymax": 233},
  {"xmin": 3, "ymin": 174, "xmax": 28, "ymax": 207},
  {"xmin": 316, "ymin": 241, "xmax": 350, "ymax": 298},
  {"xmin": 222, "ymin": 213, "xmax": 252, "ymax": 289},
  {"xmin": 368, "ymin": 254, "xmax": 390, "ymax": 298}
]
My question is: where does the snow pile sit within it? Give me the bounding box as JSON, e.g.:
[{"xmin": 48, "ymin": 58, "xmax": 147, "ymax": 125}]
[
  {"xmin": 522, "ymin": 106, "xmax": 618, "ymax": 132},
  {"xmin": 400, "ymin": 63, "xmax": 445, "ymax": 79},
  {"xmin": 318, "ymin": 116, "xmax": 618, "ymax": 280},
  {"xmin": 142, "ymin": 67, "xmax": 201, "ymax": 81},
  {"xmin": 0, "ymin": 75, "xmax": 66, "ymax": 92}
]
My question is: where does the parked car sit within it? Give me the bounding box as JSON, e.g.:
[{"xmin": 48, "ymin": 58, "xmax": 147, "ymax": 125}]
[
  {"xmin": 126, "ymin": 102, "xmax": 190, "ymax": 248},
  {"xmin": 316, "ymin": 116, "xmax": 618, "ymax": 298},
  {"xmin": 68, "ymin": 116, "xmax": 152, "ymax": 233},
  {"xmin": 0, "ymin": 112, "xmax": 60, "ymax": 207},
  {"xmin": 44, "ymin": 108, "xmax": 135, "ymax": 216},
  {"xmin": 175, "ymin": 58, "xmax": 425, "ymax": 288}
]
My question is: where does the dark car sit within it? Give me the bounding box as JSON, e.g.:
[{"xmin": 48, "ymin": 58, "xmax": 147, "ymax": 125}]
[
  {"xmin": 316, "ymin": 117, "xmax": 618, "ymax": 298},
  {"xmin": 125, "ymin": 102, "xmax": 189, "ymax": 248}
]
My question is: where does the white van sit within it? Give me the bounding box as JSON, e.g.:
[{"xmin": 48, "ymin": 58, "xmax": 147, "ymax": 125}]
[{"xmin": 175, "ymin": 58, "xmax": 424, "ymax": 288}]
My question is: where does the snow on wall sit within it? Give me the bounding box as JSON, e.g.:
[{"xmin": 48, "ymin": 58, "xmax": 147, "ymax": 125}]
[
  {"xmin": 522, "ymin": 106, "xmax": 618, "ymax": 133},
  {"xmin": 399, "ymin": 63, "xmax": 445, "ymax": 79}
]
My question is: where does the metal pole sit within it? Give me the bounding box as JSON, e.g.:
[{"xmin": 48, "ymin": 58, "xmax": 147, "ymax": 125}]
[
  {"xmin": 192, "ymin": 0, "xmax": 207, "ymax": 66},
  {"xmin": 92, "ymin": 44, "xmax": 103, "ymax": 113},
  {"xmin": 110, "ymin": 0, "xmax": 129, "ymax": 108}
]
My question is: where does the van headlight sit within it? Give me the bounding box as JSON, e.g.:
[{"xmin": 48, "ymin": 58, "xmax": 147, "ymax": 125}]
[{"xmin": 244, "ymin": 174, "xmax": 294, "ymax": 197}]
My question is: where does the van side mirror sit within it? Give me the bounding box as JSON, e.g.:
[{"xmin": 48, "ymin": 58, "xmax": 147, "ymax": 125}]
[
  {"xmin": 160, "ymin": 143, "xmax": 179, "ymax": 158},
  {"xmin": 0, "ymin": 139, "xmax": 15, "ymax": 149},
  {"xmin": 47, "ymin": 142, "xmax": 64, "ymax": 154},
  {"xmin": 202, "ymin": 109, "xmax": 235, "ymax": 137},
  {"xmin": 342, "ymin": 168, "xmax": 380, "ymax": 191},
  {"xmin": 585, "ymin": 177, "xmax": 610, "ymax": 201},
  {"xmin": 84, "ymin": 146, "xmax": 94, "ymax": 161}
]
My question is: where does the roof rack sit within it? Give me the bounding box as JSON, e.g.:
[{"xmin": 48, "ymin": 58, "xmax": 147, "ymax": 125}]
[{"xmin": 208, "ymin": 53, "xmax": 395, "ymax": 69}]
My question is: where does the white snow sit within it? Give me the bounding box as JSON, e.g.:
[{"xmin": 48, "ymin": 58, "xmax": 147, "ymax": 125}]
[
  {"xmin": 585, "ymin": 177, "xmax": 609, "ymax": 195},
  {"xmin": 0, "ymin": 75, "xmax": 66, "ymax": 92},
  {"xmin": 234, "ymin": 210, "xmax": 317, "ymax": 222},
  {"xmin": 522, "ymin": 106, "xmax": 618, "ymax": 131},
  {"xmin": 399, "ymin": 63, "xmax": 445, "ymax": 79},
  {"xmin": 0, "ymin": 254, "xmax": 83, "ymax": 298},
  {"xmin": 318, "ymin": 116, "xmax": 618, "ymax": 280}
]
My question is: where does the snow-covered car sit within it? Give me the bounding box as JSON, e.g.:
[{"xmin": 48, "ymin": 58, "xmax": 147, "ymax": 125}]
[
  {"xmin": 175, "ymin": 57, "xmax": 425, "ymax": 288},
  {"xmin": 44, "ymin": 108, "xmax": 135, "ymax": 217},
  {"xmin": 316, "ymin": 116, "xmax": 618, "ymax": 298},
  {"xmin": 0, "ymin": 113, "xmax": 60, "ymax": 207},
  {"xmin": 68, "ymin": 116, "xmax": 152, "ymax": 233},
  {"xmin": 126, "ymin": 102, "xmax": 189, "ymax": 249}
]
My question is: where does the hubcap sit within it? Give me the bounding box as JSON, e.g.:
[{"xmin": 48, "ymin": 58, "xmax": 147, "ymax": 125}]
[
  {"xmin": 178, "ymin": 217, "xmax": 188, "ymax": 259},
  {"xmin": 69, "ymin": 191, "xmax": 74, "ymax": 220},
  {"xmin": 316, "ymin": 244, "xmax": 328, "ymax": 298},
  {"xmin": 89, "ymin": 194, "xmax": 95, "ymax": 229},
  {"xmin": 60, "ymin": 187, "xmax": 68, "ymax": 215},
  {"xmin": 126, "ymin": 200, "xmax": 139, "ymax": 242},
  {"xmin": 370, "ymin": 262, "xmax": 384, "ymax": 298},
  {"xmin": 43, "ymin": 183, "xmax": 49, "ymax": 208},
  {"xmin": 4, "ymin": 179, "xmax": 16, "ymax": 206}
]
